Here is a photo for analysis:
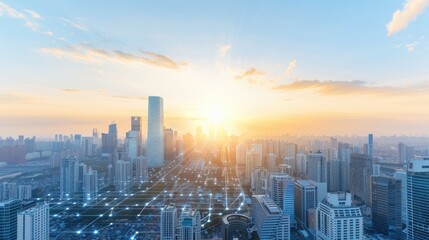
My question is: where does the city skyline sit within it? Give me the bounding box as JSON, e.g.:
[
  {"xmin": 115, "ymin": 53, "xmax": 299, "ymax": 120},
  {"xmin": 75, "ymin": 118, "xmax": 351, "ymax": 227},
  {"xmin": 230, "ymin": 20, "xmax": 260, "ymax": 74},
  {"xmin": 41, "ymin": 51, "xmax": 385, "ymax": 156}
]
[{"xmin": 1, "ymin": 0, "xmax": 429, "ymax": 136}]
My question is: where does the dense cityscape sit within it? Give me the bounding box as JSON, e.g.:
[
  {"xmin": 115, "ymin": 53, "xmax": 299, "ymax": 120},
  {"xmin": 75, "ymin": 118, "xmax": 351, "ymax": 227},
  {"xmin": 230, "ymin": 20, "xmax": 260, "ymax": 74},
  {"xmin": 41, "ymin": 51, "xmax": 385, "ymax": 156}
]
[
  {"xmin": 1, "ymin": 96, "xmax": 429, "ymax": 239},
  {"xmin": 2, "ymin": 0, "xmax": 429, "ymax": 239}
]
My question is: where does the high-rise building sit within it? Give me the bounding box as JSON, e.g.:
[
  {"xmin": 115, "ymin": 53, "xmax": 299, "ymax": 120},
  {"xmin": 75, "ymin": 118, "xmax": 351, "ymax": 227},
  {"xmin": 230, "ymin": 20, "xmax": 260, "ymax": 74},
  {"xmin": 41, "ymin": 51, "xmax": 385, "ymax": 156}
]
[
  {"xmin": 235, "ymin": 144, "xmax": 246, "ymax": 166},
  {"xmin": 368, "ymin": 133, "xmax": 373, "ymax": 160},
  {"xmin": 17, "ymin": 185, "xmax": 32, "ymax": 200},
  {"xmin": 115, "ymin": 160, "xmax": 132, "ymax": 192},
  {"xmin": 83, "ymin": 167, "xmax": 98, "ymax": 202},
  {"xmin": 338, "ymin": 142, "xmax": 351, "ymax": 191},
  {"xmin": 308, "ymin": 152, "xmax": 327, "ymax": 183},
  {"xmin": 407, "ymin": 158, "xmax": 429, "ymax": 239},
  {"xmin": 161, "ymin": 204, "xmax": 177, "ymax": 240},
  {"xmin": 316, "ymin": 192, "xmax": 363, "ymax": 240},
  {"xmin": 164, "ymin": 128, "xmax": 176, "ymax": 161},
  {"xmin": 177, "ymin": 208, "xmax": 201, "ymax": 240},
  {"xmin": 0, "ymin": 199, "xmax": 21, "ymax": 239},
  {"xmin": 393, "ymin": 171, "xmax": 407, "ymax": 224},
  {"xmin": 135, "ymin": 156, "xmax": 148, "ymax": 184},
  {"xmin": 350, "ymin": 153, "xmax": 373, "ymax": 204},
  {"xmin": 0, "ymin": 182, "xmax": 17, "ymax": 201},
  {"xmin": 147, "ymin": 96, "xmax": 164, "ymax": 168},
  {"xmin": 251, "ymin": 168, "xmax": 268, "ymax": 195},
  {"xmin": 296, "ymin": 153, "xmax": 307, "ymax": 177},
  {"xmin": 126, "ymin": 130, "xmax": 140, "ymax": 160},
  {"xmin": 294, "ymin": 179, "xmax": 318, "ymax": 229},
  {"xmin": 270, "ymin": 173, "xmax": 295, "ymax": 228},
  {"xmin": 222, "ymin": 214, "xmax": 251, "ymax": 240},
  {"xmin": 370, "ymin": 175, "xmax": 402, "ymax": 239},
  {"xmin": 268, "ymin": 153, "xmax": 277, "ymax": 174},
  {"xmin": 252, "ymin": 195, "xmax": 290, "ymax": 239},
  {"xmin": 327, "ymin": 159, "xmax": 342, "ymax": 192},
  {"xmin": 398, "ymin": 142, "xmax": 415, "ymax": 164},
  {"xmin": 246, "ymin": 147, "xmax": 262, "ymax": 182},
  {"xmin": 17, "ymin": 202, "xmax": 49, "ymax": 240},
  {"xmin": 60, "ymin": 156, "xmax": 78, "ymax": 198},
  {"xmin": 131, "ymin": 116, "xmax": 142, "ymax": 155}
]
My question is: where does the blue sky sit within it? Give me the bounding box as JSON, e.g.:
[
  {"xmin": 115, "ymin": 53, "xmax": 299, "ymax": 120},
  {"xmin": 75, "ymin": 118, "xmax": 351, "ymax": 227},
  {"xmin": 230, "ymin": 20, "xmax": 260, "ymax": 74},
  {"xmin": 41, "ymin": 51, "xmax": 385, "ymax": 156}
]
[{"xmin": 1, "ymin": 0, "xmax": 429, "ymax": 136}]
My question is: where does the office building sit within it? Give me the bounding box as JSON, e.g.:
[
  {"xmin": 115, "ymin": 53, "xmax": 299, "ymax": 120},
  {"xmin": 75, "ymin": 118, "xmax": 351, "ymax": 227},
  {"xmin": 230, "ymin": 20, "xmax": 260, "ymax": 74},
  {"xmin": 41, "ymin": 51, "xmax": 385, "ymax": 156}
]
[
  {"xmin": 270, "ymin": 173, "xmax": 295, "ymax": 228},
  {"xmin": 131, "ymin": 116, "xmax": 142, "ymax": 155},
  {"xmin": 308, "ymin": 152, "xmax": 328, "ymax": 202},
  {"xmin": 251, "ymin": 168, "xmax": 268, "ymax": 195},
  {"xmin": 370, "ymin": 175, "xmax": 402, "ymax": 239},
  {"xmin": 316, "ymin": 192, "xmax": 363, "ymax": 240},
  {"xmin": 115, "ymin": 160, "xmax": 132, "ymax": 192},
  {"xmin": 83, "ymin": 167, "xmax": 98, "ymax": 202},
  {"xmin": 398, "ymin": 142, "xmax": 415, "ymax": 164},
  {"xmin": 350, "ymin": 153, "xmax": 373, "ymax": 204},
  {"xmin": 60, "ymin": 156, "xmax": 78, "ymax": 198},
  {"xmin": 126, "ymin": 130, "xmax": 140, "ymax": 160},
  {"xmin": 222, "ymin": 214, "xmax": 251, "ymax": 240},
  {"xmin": 296, "ymin": 153, "xmax": 307, "ymax": 176},
  {"xmin": 0, "ymin": 199, "xmax": 21, "ymax": 239},
  {"xmin": 135, "ymin": 156, "xmax": 148, "ymax": 184},
  {"xmin": 393, "ymin": 171, "xmax": 407, "ymax": 224},
  {"xmin": 164, "ymin": 128, "xmax": 176, "ymax": 161},
  {"xmin": 177, "ymin": 208, "xmax": 201, "ymax": 240},
  {"xmin": 147, "ymin": 96, "xmax": 164, "ymax": 168},
  {"xmin": 18, "ymin": 185, "xmax": 32, "ymax": 200},
  {"xmin": 252, "ymin": 195, "xmax": 290, "ymax": 239},
  {"xmin": 294, "ymin": 179, "xmax": 318, "ymax": 229},
  {"xmin": 161, "ymin": 204, "xmax": 177, "ymax": 240},
  {"xmin": 17, "ymin": 202, "xmax": 49, "ymax": 240},
  {"xmin": 0, "ymin": 182, "xmax": 17, "ymax": 201},
  {"xmin": 407, "ymin": 158, "xmax": 429, "ymax": 239}
]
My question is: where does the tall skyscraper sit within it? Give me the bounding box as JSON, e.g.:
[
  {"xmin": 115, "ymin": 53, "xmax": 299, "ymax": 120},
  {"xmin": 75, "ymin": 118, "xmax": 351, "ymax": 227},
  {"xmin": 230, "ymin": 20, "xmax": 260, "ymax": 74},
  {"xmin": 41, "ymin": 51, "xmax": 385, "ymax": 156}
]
[
  {"xmin": 407, "ymin": 158, "xmax": 429, "ymax": 239},
  {"xmin": 251, "ymin": 168, "xmax": 268, "ymax": 195},
  {"xmin": 269, "ymin": 173, "xmax": 295, "ymax": 228},
  {"xmin": 398, "ymin": 142, "xmax": 415, "ymax": 164},
  {"xmin": 164, "ymin": 128, "xmax": 176, "ymax": 161},
  {"xmin": 338, "ymin": 142, "xmax": 351, "ymax": 191},
  {"xmin": 147, "ymin": 96, "xmax": 164, "ymax": 168},
  {"xmin": 126, "ymin": 130, "xmax": 140, "ymax": 160},
  {"xmin": 131, "ymin": 116, "xmax": 142, "ymax": 155},
  {"xmin": 60, "ymin": 156, "xmax": 78, "ymax": 198},
  {"xmin": 135, "ymin": 156, "xmax": 148, "ymax": 184},
  {"xmin": 316, "ymin": 193, "xmax": 363, "ymax": 240},
  {"xmin": 83, "ymin": 167, "xmax": 98, "ymax": 202},
  {"xmin": 350, "ymin": 153, "xmax": 373, "ymax": 204},
  {"xmin": 308, "ymin": 152, "xmax": 328, "ymax": 202},
  {"xmin": 252, "ymin": 195, "xmax": 290, "ymax": 240},
  {"xmin": 0, "ymin": 199, "xmax": 21, "ymax": 239},
  {"xmin": 296, "ymin": 153, "xmax": 307, "ymax": 177},
  {"xmin": 370, "ymin": 175, "xmax": 402, "ymax": 239},
  {"xmin": 393, "ymin": 171, "xmax": 407, "ymax": 224},
  {"xmin": 17, "ymin": 202, "xmax": 49, "ymax": 240},
  {"xmin": 177, "ymin": 208, "xmax": 201, "ymax": 240},
  {"xmin": 368, "ymin": 133, "xmax": 373, "ymax": 160},
  {"xmin": 17, "ymin": 185, "xmax": 32, "ymax": 200},
  {"xmin": 115, "ymin": 160, "xmax": 132, "ymax": 192},
  {"xmin": 294, "ymin": 179, "xmax": 318, "ymax": 229},
  {"xmin": 161, "ymin": 204, "xmax": 177, "ymax": 240}
]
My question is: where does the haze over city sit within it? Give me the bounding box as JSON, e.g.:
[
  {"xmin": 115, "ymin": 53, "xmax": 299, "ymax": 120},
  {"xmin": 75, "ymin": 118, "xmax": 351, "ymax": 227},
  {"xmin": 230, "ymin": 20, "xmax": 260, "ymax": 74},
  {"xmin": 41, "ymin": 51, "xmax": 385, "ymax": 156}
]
[
  {"xmin": 1, "ymin": 1, "xmax": 429, "ymax": 136},
  {"xmin": 2, "ymin": 1, "xmax": 429, "ymax": 240}
]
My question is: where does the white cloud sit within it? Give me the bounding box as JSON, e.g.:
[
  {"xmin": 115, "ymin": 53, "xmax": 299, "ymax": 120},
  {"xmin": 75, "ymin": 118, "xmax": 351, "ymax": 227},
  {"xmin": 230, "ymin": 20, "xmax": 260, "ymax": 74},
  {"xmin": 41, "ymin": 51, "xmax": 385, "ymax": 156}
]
[
  {"xmin": 405, "ymin": 41, "xmax": 418, "ymax": 51},
  {"xmin": 24, "ymin": 9, "xmax": 42, "ymax": 19},
  {"xmin": 0, "ymin": 2, "xmax": 39, "ymax": 31},
  {"xmin": 285, "ymin": 59, "xmax": 297, "ymax": 76},
  {"xmin": 387, "ymin": 0, "xmax": 429, "ymax": 36},
  {"xmin": 61, "ymin": 17, "xmax": 88, "ymax": 31},
  {"xmin": 219, "ymin": 44, "xmax": 231, "ymax": 57}
]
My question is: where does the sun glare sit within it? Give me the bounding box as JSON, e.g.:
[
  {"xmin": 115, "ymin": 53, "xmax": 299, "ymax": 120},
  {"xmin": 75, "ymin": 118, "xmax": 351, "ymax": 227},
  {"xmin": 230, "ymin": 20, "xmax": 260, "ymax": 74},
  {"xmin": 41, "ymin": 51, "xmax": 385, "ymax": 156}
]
[{"xmin": 208, "ymin": 106, "xmax": 226, "ymax": 124}]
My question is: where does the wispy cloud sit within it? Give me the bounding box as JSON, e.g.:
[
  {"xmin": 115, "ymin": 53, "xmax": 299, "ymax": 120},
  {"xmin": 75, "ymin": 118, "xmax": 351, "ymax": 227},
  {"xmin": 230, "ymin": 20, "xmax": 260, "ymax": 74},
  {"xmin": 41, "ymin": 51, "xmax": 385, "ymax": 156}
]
[
  {"xmin": 285, "ymin": 59, "xmax": 297, "ymax": 76},
  {"xmin": 272, "ymin": 79, "xmax": 428, "ymax": 96},
  {"xmin": 405, "ymin": 41, "xmax": 419, "ymax": 51},
  {"xmin": 62, "ymin": 88, "xmax": 147, "ymax": 101},
  {"xmin": 61, "ymin": 17, "xmax": 88, "ymax": 31},
  {"xmin": 387, "ymin": 0, "xmax": 429, "ymax": 36},
  {"xmin": 219, "ymin": 44, "xmax": 231, "ymax": 57},
  {"xmin": 0, "ymin": 1, "xmax": 39, "ymax": 31},
  {"xmin": 24, "ymin": 9, "xmax": 42, "ymax": 19},
  {"xmin": 41, "ymin": 45, "xmax": 187, "ymax": 70},
  {"xmin": 235, "ymin": 67, "xmax": 265, "ymax": 80}
]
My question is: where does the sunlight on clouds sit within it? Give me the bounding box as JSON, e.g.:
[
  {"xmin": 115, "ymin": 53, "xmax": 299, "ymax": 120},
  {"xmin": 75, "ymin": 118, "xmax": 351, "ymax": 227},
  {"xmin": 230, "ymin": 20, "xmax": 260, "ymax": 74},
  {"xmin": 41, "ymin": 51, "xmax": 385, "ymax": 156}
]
[{"xmin": 387, "ymin": 0, "xmax": 429, "ymax": 35}]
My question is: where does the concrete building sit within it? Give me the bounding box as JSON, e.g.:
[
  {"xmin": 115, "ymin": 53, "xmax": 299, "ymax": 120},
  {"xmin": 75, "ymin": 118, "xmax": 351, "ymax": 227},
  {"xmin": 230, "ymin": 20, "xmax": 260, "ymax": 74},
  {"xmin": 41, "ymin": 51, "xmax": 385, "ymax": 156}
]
[
  {"xmin": 177, "ymin": 208, "xmax": 201, "ymax": 240},
  {"xmin": 222, "ymin": 214, "xmax": 251, "ymax": 240},
  {"xmin": 269, "ymin": 173, "xmax": 295, "ymax": 228},
  {"xmin": 316, "ymin": 192, "xmax": 363, "ymax": 240},
  {"xmin": 17, "ymin": 202, "xmax": 49, "ymax": 240},
  {"xmin": 115, "ymin": 160, "xmax": 132, "ymax": 192},
  {"xmin": 294, "ymin": 179, "xmax": 318, "ymax": 230},
  {"xmin": 160, "ymin": 204, "xmax": 177, "ymax": 240},
  {"xmin": 60, "ymin": 156, "xmax": 78, "ymax": 198},
  {"xmin": 350, "ymin": 153, "xmax": 373, "ymax": 204},
  {"xmin": 252, "ymin": 195, "xmax": 290, "ymax": 240},
  {"xmin": 0, "ymin": 199, "xmax": 21, "ymax": 239}
]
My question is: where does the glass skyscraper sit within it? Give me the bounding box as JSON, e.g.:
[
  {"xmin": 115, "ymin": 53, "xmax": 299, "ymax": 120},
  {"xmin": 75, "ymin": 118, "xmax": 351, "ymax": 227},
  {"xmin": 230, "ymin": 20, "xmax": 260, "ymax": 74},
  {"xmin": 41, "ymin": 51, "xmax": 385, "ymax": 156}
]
[
  {"xmin": 407, "ymin": 158, "xmax": 429, "ymax": 240},
  {"xmin": 147, "ymin": 96, "xmax": 164, "ymax": 168}
]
